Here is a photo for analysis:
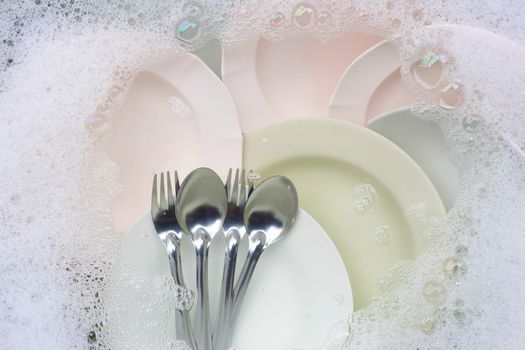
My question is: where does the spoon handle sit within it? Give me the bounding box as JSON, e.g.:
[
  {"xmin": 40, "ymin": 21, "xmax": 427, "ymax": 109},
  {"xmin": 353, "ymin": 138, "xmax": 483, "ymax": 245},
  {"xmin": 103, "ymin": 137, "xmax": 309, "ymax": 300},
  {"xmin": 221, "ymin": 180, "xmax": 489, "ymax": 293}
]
[
  {"xmin": 213, "ymin": 229, "xmax": 241, "ymax": 350},
  {"xmin": 194, "ymin": 235, "xmax": 212, "ymax": 350},
  {"xmin": 224, "ymin": 237, "xmax": 265, "ymax": 342},
  {"xmin": 166, "ymin": 236, "xmax": 197, "ymax": 349}
]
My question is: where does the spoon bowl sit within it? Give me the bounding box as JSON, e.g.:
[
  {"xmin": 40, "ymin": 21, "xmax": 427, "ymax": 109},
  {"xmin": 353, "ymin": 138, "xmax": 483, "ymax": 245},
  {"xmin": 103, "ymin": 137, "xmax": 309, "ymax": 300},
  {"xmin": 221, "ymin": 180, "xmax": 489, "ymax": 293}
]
[
  {"xmin": 244, "ymin": 176, "xmax": 298, "ymax": 247},
  {"xmin": 176, "ymin": 167, "xmax": 227, "ymax": 239}
]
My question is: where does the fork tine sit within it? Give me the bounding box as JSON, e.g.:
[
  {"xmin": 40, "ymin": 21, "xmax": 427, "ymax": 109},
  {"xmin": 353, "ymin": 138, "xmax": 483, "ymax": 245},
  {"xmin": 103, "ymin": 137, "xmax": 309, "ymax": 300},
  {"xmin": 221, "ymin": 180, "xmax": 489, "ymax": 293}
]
[
  {"xmin": 232, "ymin": 168, "xmax": 240, "ymax": 205},
  {"xmin": 248, "ymin": 169, "xmax": 255, "ymax": 196},
  {"xmin": 175, "ymin": 171, "xmax": 181, "ymax": 194},
  {"xmin": 239, "ymin": 168, "xmax": 246, "ymax": 205},
  {"xmin": 225, "ymin": 168, "xmax": 232, "ymax": 200},
  {"xmin": 174, "ymin": 170, "xmax": 180, "ymax": 195},
  {"xmin": 167, "ymin": 171, "xmax": 175, "ymax": 208},
  {"xmin": 159, "ymin": 172, "xmax": 168, "ymax": 210},
  {"xmin": 151, "ymin": 174, "xmax": 159, "ymax": 215}
]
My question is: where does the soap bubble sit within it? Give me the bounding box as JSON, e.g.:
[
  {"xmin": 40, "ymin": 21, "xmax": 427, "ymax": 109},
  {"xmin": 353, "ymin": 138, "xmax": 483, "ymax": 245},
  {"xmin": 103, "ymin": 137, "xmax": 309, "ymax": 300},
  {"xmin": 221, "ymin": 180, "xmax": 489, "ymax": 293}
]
[
  {"xmin": 462, "ymin": 114, "xmax": 484, "ymax": 133},
  {"xmin": 292, "ymin": 3, "xmax": 316, "ymax": 29},
  {"xmin": 176, "ymin": 17, "xmax": 203, "ymax": 44},
  {"xmin": 183, "ymin": 1, "xmax": 204, "ymax": 18},
  {"xmin": 410, "ymin": 52, "xmax": 448, "ymax": 89},
  {"xmin": 270, "ymin": 12, "xmax": 285, "ymax": 27}
]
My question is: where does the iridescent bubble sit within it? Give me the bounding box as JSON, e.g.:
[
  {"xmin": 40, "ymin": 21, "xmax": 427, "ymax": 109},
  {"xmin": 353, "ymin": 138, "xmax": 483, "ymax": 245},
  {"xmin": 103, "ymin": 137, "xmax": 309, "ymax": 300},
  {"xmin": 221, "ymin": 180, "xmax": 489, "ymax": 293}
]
[
  {"xmin": 270, "ymin": 12, "xmax": 285, "ymax": 27},
  {"xmin": 439, "ymin": 82, "xmax": 463, "ymax": 110},
  {"xmin": 176, "ymin": 17, "xmax": 203, "ymax": 44},
  {"xmin": 421, "ymin": 52, "xmax": 448, "ymax": 67},
  {"xmin": 292, "ymin": 3, "xmax": 316, "ymax": 29},
  {"xmin": 410, "ymin": 52, "xmax": 448, "ymax": 89},
  {"xmin": 85, "ymin": 113, "xmax": 107, "ymax": 132},
  {"xmin": 422, "ymin": 280, "xmax": 447, "ymax": 304},
  {"xmin": 183, "ymin": 1, "xmax": 204, "ymax": 18},
  {"xmin": 419, "ymin": 317, "xmax": 435, "ymax": 335},
  {"xmin": 462, "ymin": 114, "xmax": 484, "ymax": 133},
  {"xmin": 442, "ymin": 256, "xmax": 466, "ymax": 277},
  {"xmin": 317, "ymin": 11, "xmax": 331, "ymax": 26}
]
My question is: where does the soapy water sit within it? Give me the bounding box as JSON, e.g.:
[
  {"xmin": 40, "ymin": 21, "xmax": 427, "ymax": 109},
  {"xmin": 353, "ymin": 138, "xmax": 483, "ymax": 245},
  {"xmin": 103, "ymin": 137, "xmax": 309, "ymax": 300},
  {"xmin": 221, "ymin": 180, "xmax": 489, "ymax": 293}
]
[
  {"xmin": 372, "ymin": 225, "xmax": 390, "ymax": 247},
  {"xmin": 1, "ymin": 0, "xmax": 525, "ymax": 349},
  {"xmin": 352, "ymin": 183, "xmax": 377, "ymax": 213}
]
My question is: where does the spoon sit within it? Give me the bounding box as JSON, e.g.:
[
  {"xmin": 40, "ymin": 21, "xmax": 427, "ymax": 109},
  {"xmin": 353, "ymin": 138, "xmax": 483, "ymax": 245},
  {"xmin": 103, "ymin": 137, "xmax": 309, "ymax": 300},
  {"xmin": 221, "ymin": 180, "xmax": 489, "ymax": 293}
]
[
  {"xmin": 225, "ymin": 175, "xmax": 298, "ymax": 344},
  {"xmin": 176, "ymin": 167, "xmax": 227, "ymax": 350}
]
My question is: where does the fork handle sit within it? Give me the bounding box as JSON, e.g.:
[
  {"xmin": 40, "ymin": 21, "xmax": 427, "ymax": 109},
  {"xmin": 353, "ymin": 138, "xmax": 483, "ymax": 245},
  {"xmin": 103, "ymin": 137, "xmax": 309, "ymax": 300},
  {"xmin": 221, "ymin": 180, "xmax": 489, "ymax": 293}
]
[
  {"xmin": 167, "ymin": 236, "xmax": 197, "ymax": 350},
  {"xmin": 213, "ymin": 229, "xmax": 241, "ymax": 350}
]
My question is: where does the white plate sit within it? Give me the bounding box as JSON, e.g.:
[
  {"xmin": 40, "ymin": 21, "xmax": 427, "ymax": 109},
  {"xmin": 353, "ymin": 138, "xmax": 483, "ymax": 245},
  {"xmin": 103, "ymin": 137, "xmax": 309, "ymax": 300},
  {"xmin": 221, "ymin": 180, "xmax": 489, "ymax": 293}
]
[
  {"xmin": 108, "ymin": 209, "xmax": 353, "ymax": 350},
  {"xmin": 105, "ymin": 52, "xmax": 242, "ymax": 233},
  {"xmin": 221, "ymin": 33, "xmax": 382, "ymax": 132}
]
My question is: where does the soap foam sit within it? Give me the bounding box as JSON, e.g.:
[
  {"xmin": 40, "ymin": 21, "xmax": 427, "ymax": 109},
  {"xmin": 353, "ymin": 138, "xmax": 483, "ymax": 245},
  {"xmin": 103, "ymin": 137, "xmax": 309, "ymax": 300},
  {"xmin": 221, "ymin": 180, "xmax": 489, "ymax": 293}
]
[{"xmin": 1, "ymin": 1, "xmax": 524, "ymax": 349}]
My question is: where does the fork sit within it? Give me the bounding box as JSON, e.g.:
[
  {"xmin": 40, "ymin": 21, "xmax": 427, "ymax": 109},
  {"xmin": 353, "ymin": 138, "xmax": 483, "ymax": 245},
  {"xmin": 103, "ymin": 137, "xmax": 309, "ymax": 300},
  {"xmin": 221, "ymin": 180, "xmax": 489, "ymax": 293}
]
[
  {"xmin": 151, "ymin": 172, "xmax": 196, "ymax": 349},
  {"xmin": 213, "ymin": 169, "xmax": 250, "ymax": 350}
]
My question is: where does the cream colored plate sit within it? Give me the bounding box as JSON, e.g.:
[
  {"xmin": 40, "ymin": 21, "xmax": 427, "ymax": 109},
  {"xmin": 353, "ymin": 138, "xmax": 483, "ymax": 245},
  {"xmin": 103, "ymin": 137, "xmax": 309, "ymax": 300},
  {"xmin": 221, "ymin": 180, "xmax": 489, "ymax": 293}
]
[
  {"xmin": 107, "ymin": 209, "xmax": 353, "ymax": 350},
  {"xmin": 244, "ymin": 118, "xmax": 446, "ymax": 309}
]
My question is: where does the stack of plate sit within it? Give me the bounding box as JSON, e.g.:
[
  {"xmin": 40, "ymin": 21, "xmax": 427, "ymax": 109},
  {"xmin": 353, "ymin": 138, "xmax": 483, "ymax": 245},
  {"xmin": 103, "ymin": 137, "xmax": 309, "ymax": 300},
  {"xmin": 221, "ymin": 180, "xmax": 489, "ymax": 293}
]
[{"xmin": 107, "ymin": 25, "xmax": 520, "ymax": 350}]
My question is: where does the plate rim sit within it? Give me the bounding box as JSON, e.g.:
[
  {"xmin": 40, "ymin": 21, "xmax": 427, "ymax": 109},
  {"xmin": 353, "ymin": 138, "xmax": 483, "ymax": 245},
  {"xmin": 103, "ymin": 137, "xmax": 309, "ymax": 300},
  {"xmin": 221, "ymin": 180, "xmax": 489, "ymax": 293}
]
[{"xmin": 244, "ymin": 117, "xmax": 447, "ymax": 253}]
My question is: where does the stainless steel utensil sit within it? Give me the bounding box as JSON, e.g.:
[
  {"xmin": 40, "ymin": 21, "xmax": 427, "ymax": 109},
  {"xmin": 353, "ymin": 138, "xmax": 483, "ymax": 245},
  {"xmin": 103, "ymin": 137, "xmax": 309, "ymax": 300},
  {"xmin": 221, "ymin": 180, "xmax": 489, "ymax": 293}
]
[
  {"xmin": 151, "ymin": 172, "xmax": 196, "ymax": 349},
  {"xmin": 213, "ymin": 169, "xmax": 250, "ymax": 350},
  {"xmin": 225, "ymin": 175, "xmax": 299, "ymax": 343},
  {"xmin": 176, "ymin": 168, "xmax": 227, "ymax": 350}
]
